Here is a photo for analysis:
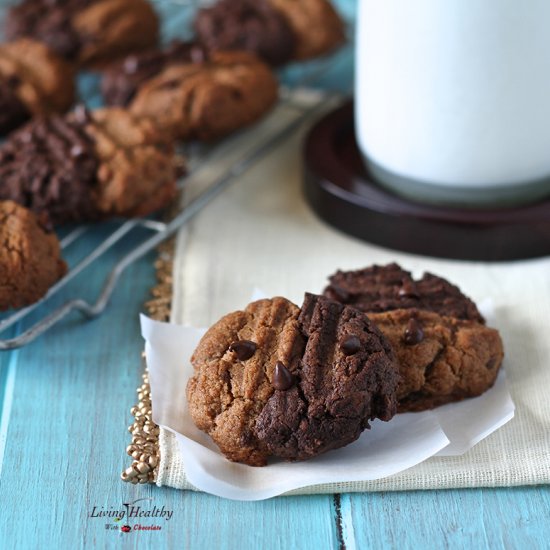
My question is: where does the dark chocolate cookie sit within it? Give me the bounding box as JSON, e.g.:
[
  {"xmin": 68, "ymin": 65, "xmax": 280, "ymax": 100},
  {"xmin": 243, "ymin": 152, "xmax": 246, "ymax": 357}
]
[
  {"xmin": 186, "ymin": 294, "xmax": 399, "ymax": 466},
  {"xmin": 194, "ymin": 0, "xmax": 295, "ymax": 66},
  {"xmin": 0, "ymin": 39, "xmax": 75, "ymax": 135},
  {"xmin": 368, "ymin": 309, "xmax": 504, "ymax": 412},
  {"xmin": 194, "ymin": 0, "xmax": 345, "ymax": 64},
  {"xmin": 0, "ymin": 201, "xmax": 67, "ymax": 310},
  {"xmin": 324, "ymin": 263, "xmax": 484, "ymax": 323},
  {"xmin": 5, "ymin": 0, "xmax": 159, "ymax": 67},
  {"xmin": 0, "ymin": 107, "xmax": 179, "ymax": 224}
]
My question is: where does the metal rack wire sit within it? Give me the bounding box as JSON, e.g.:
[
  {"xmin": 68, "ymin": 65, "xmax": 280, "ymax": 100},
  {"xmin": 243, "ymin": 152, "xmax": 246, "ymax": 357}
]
[{"xmin": 0, "ymin": 1, "xmax": 353, "ymax": 350}]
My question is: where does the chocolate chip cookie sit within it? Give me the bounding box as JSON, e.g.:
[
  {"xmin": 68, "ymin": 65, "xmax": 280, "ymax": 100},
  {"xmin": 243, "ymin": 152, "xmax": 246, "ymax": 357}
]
[
  {"xmin": 0, "ymin": 107, "xmax": 179, "ymax": 224},
  {"xmin": 187, "ymin": 294, "xmax": 399, "ymax": 466},
  {"xmin": 194, "ymin": 0, "xmax": 345, "ymax": 64},
  {"xmin": 0, "ymin": 39, "xmax": 75, "ymax": 135},
  {"xmin": 324, "ymin": 263, "xmax": 503, "ymax": 411},
  {"xmin": 101, "ymin": 42, "xmax": 210, "ymax": 107},
  {"xmin": 368, "ymin": 309, "xmax": 504, "ymax": 412},
  {"xmin": 127, "ymin": 50, "xmax": 278, "ymax": 141},
  {"xmin": 5, "ymin": 0, "xmax": 159, "ymax": 67},
  {"xmin": 0, "ymin": 201, "xmax": 67, "ymax": 310},
  {"xmin": 193, "ymin": 0, "xmax": 296, "ymax": 66},
  {"xmin": 324, "ymin": 263, "xmax": 484, "ymax": 323}
]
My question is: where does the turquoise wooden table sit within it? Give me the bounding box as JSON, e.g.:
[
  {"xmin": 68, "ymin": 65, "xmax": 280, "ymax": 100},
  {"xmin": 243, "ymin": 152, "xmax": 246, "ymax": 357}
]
[{"xmin": 1, "ymin": 1, "xmax": 550, "ymax": 548}]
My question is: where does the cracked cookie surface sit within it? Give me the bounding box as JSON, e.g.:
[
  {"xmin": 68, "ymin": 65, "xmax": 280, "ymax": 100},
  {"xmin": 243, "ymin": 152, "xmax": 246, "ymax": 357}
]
[
  {"xmin": 324, "ymin": 263, "xmax": 484, "ymax": 323},
  {"xmin": 369, "ymin": 309, "xmax": 504, "ymax": 412},
  {"xmin": 128, "ymin": 50, "xmax": 278, "ymax": 141},
  {"xmin": 186, "ymin": 294, "xmax": 399, "ymax": 466},
  {"xmin": 0, "ymin": 201, "xmax": 67, "ymax": 310}
]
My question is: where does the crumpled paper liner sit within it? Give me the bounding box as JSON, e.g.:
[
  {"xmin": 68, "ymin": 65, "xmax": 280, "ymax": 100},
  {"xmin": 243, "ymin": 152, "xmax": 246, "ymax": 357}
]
[{"xmin": 141, "ymin": 298, "xmax": 514, "ymax": 501}]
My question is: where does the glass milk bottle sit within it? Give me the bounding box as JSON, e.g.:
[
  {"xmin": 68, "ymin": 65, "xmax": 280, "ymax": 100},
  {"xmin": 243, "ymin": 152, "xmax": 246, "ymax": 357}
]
[{"xmin": 356, "ymin": 0, "xmax": 550, "ymax": 207}]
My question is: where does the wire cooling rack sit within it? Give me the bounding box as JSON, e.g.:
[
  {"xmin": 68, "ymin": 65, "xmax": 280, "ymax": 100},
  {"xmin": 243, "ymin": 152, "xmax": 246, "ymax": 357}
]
[{"xmin": 0, "ymin": 0, "xmax": 354, "ymax": 350}]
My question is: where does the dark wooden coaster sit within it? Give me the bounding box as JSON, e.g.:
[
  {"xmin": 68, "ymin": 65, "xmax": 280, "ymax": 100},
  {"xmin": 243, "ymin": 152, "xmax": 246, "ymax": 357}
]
[{"xmin": 303, "ymin": 100, "xmax": 550, "ymax": 261}]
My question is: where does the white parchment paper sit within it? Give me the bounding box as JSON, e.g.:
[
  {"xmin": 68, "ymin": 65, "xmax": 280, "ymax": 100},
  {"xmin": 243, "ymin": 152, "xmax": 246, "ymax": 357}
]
[{"xmin": 141, "ymin": 299, "xmax": 514, "ymax": 501}]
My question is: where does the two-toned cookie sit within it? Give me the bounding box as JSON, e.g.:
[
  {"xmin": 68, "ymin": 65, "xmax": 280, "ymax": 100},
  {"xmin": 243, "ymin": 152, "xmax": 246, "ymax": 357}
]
[
  {"xmin": 102, "ymin": 44, "xmax": 279, "ymax": 141},
  {"xmin": 0, "ymin": 106, "xmax": 179, "ymax": 225},
  {"xmin": 194, "ymin": 0, "xmax": 345, "ymax": 65},
  {"xmin": 5, "ymin": 0, "xmax": 159, "ymax": 67},
  {"xmin": 187, "ymin": 294, "xmax": 399, "ymax": 466},
  {"xmin": 324, "ymin": 262, "xmax": 484, "ymax": 323},
  {"xmin": 324, "ymin": 263, "xmax": 504, "ymax": 412}
]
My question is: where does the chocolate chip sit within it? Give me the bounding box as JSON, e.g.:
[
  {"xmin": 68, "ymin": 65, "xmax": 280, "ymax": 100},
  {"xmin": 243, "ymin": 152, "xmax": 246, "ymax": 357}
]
[
  {"xmin": 404, "ymin": 318, "xmax": 424, "ymax": 345},
  {"xmin": 398, "ymin": 281, "xmax": 420, "ymax": 299},
  {"xmin": 229, "ymin": 340, "xmax": 257, "ymax": 360},
  {"xmin": 341, "ymin": 335, "xmax": 361, "ymax": 356},
  {"xmin": 273, "ymin": 361, "xmax": 294, "ymax": 391}
]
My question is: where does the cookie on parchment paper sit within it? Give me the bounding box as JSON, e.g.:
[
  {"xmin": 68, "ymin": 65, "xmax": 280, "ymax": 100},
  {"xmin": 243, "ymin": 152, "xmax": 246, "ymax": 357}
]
[
  {"xmin": 324, "ymin": 263, "xmax": 503, "ymax": 412},
  {"xmin": 324, "ymin": 263, "xmax": 484, "ymax": 323},
  {"xmin": 368, "ymin": 309, "xmax": 504, "ymax": 412},
  {"xmin": 187, "ymin": 294, "xmax": 399, "ymax": 466}
]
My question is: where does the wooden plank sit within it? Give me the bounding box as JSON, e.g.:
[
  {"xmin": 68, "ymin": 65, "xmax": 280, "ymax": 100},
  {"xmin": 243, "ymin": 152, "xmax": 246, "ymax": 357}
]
[
  {"xmin": 0, "ymin": 232, "xmax": 156, "ymax": 548},
  {"xmin": 342, "ymin": 487, "xmax": 550, "ymax": 550},
  {"xmin": 0, "ymin": 230, "xmax": 338, "ymax": 549}
]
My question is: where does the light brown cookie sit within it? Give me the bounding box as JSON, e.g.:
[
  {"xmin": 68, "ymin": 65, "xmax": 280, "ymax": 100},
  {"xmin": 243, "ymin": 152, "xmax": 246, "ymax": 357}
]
[
  {"xmin": 129, "ymin": 50, "xmax": 278, "ymax": 141},
  {"xmin": 368, "ymin": 309, "xmax": 504, "ymax": 412},
  {"xmin": 5, "ymin": 0, "xmax": 159, "ymax": 67},
  {"xmin": 0, "ymin": 201, "xmax": 67, "ymax": 311},
  {"xmin": 187, "ymin": 294, "xmax": 399, "ymax": 466},
  {"xmin": 270, "ymin": 0, "xmax": 345, "ymax": 60},
  {"xmin": 73, "ymin": 0, "xmax": 160, "ymax": 67},
  {"xmin": 83, "ymin": 107, "xmax": 179, "ymax": 218},
  {"xmin": 0, "ymin": 39, "xmax": 75, "ymax": 134}
]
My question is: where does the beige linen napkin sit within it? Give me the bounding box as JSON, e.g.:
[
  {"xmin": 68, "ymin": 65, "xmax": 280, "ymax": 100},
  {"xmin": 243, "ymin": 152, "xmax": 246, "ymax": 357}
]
[{"xmin": 157, "ymin": 94, "xmax": 550, "ymax": 493}]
